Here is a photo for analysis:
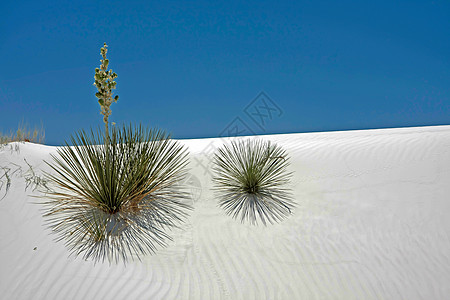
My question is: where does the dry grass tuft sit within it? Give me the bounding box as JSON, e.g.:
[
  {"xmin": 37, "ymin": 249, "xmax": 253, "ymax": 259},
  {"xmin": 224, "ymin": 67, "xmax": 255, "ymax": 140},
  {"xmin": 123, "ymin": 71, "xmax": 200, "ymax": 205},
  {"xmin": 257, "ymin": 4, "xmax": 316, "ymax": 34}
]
[{"xmin": 0, "ymin": 122, "xmax": 45, "ymax": 145}]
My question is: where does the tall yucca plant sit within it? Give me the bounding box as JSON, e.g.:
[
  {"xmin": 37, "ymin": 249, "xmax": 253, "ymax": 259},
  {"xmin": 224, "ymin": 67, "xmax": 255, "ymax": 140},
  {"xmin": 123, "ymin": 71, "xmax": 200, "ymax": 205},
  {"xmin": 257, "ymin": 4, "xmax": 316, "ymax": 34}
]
[
  {"xmin": 43, "ymin": 43, "xmax": 191, "ymax": 263},
  {"xmin": 212, "ymin": 139, "xmax": 294, "ymax": 225},
  {"xmin": 44, "ymin": 125, "xmax": 191, "ymax": 263}
]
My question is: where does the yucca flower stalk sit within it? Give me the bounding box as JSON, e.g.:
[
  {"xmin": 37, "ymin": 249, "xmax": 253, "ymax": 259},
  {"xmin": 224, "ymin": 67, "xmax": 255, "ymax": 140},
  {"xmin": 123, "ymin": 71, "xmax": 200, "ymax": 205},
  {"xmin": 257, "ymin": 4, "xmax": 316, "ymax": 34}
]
[
  {"xmin": 43, "ymin": 125, "xmax": 191, "ymax": 263},
  {"xmin": 93, "ymin": 43, "xmax": 118, "ymax": 139},
  {"xmin": 212, "ymin": 139, "xmax": 294, "ymax": 225}
]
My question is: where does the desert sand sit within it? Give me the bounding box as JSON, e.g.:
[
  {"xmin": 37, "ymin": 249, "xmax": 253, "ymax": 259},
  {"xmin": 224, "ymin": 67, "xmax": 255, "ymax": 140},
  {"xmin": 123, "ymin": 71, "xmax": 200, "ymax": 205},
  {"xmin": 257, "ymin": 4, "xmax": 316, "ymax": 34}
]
[{"xmin": 1, "ymin": 125, "xmax": 449, "ymax": 299}]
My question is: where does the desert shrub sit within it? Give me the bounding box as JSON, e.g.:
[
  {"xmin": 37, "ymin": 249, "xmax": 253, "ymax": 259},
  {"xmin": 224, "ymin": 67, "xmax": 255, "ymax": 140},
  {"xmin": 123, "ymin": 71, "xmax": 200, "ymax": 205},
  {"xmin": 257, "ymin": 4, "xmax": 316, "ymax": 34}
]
[
  {"xmin": 212, "ymin": 139, "xmax": 294, "ymax": 225},
  {"xmin": 42, "ymin": 43, "xmax": 191, "ymax": 263},
  {"xmin": 44, "ymin": 125, "xmax": 191, "ymax": 263}
]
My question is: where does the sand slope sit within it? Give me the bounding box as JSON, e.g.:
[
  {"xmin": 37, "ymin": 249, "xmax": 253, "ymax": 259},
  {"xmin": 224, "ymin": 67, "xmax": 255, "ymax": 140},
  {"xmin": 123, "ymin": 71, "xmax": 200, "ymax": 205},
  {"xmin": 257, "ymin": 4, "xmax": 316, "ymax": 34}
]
[{"xmin": 1, "ymin": 125, "xmax": 449, "ymax": 299}]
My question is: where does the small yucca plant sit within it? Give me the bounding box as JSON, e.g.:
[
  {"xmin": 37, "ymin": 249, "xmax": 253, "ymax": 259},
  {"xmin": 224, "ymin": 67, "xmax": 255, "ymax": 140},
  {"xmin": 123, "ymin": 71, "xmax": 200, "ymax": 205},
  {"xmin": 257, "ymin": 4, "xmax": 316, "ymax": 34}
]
[
  {"xmin": 212, "ymin": 139, "xmax": 294, "ymax": 225},
  {"xmin": 44, "ymin": 125, "xmax": 191, "ymax": 263}
]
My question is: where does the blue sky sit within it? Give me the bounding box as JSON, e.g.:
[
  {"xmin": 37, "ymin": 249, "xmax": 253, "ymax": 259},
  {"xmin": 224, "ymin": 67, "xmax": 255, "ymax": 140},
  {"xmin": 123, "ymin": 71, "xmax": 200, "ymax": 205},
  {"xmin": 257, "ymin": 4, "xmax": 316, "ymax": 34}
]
[{"xmin": 0, "ymin": 0, "xmax": 449, "ymax": 145}]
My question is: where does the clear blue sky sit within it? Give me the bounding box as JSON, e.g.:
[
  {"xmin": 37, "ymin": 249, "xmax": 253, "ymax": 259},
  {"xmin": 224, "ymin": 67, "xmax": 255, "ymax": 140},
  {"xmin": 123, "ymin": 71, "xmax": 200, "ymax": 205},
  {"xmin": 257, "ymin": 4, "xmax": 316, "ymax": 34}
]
[{"xmin": 1, "ymin": 0, "xmax": 449, "ymax": 145}]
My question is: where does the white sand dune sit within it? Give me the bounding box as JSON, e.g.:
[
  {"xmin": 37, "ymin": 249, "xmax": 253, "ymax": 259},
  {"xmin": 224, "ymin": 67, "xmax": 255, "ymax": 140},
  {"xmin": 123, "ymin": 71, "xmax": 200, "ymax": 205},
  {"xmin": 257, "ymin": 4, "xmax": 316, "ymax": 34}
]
[{"xmin": 1, "ymin": 125, "xmax": 450, "ymax": 299}]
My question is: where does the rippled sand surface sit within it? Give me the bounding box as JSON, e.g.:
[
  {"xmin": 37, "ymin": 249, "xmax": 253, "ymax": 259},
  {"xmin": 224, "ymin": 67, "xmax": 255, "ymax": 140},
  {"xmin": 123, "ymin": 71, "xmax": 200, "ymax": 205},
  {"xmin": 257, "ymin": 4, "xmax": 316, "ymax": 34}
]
[{"xmin": 1, "ymin": 125, "xmax": 449, "ymax": 299}]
